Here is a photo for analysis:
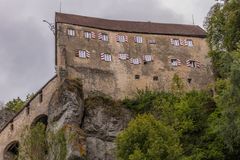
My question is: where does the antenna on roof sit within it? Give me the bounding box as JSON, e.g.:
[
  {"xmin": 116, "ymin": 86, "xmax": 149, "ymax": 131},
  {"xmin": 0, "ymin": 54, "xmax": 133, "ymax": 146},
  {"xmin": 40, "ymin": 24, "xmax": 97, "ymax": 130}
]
[
  {"xmin": 192, "ymin": 14, "xmax": 195, "ymax": 25},
  {"xmin": 60, "ymin": 0, "xmax": 62, "ymax": 13}
]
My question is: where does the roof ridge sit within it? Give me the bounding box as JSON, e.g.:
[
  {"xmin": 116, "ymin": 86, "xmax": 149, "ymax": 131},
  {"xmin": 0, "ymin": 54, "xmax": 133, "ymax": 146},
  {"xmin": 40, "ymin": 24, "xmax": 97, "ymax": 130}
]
[
  {"xmin": 56, "ymin": 12, "xmax": 200, "ymax": 27},
  {"xmin": 55, "ymin": 12, "xmax": 207, "ymax": 38}
]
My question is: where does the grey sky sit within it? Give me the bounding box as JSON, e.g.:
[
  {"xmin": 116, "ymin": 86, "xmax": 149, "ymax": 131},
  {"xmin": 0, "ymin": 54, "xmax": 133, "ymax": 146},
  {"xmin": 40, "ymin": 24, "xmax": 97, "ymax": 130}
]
[{"xmin": 0, "ymin": 0, "xmax": 215, "ymax": 102}]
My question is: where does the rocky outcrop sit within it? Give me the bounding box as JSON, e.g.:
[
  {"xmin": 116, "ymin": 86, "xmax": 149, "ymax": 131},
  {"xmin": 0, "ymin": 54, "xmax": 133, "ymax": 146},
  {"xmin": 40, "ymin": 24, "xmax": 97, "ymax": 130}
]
[
  {"xmin": 0, "ymin": 109, "xmax": 15, "ymax": 130},
  {"xmin": 83, "ymin": 96, "xmax": 132, "ymax": 160},
  {"xmin": 47, "ymin": 79, "xmax": 132, "ymax": 160}
]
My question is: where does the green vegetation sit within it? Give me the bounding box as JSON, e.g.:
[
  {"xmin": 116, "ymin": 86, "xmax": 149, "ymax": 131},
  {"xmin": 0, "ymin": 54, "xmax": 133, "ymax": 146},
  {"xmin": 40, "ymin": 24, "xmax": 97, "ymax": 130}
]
[
  {"xmin": 6, "ymin": 93, "xmax": 34, "ymax": 112},
  {"xmin": 18, "ymin": 123, "xmax": 67, "ymax": 160},
  {"xmin": 119, "ymin": 90, "xmax": 215, "ymax": 160},
  {"xmin": 117, "ymin": 114, "xmax": 182, "ymax": 160},
  {"xmin": 48, "ymin": 128, "xmax": 67, "ymax": 160},
  {"xmin": 19, "ymin": 123, "xmax": 48, "ymax": 160},
  {"xmin": 117, "ymin": 1, "xmax": 240, "ymax": 159}
]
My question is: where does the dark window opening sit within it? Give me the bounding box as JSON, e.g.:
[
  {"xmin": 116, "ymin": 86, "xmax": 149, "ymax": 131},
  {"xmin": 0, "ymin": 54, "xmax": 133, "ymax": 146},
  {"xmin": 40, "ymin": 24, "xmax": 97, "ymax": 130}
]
[
  {"xmin": 31, "ymin": 114, "xmax": 48, "ymax": 128},
  {"xmin": 144, "ymin": 61, "xmax": 148, "ymax": 65},
  {"xmin": 135, "ymin": 75, "xmax": 140, "ymax": 79},
  {"xmin": 153, "ymin": 76, "xmax": 159, "ymax": 81},
  {"xmin": 187, "ymin": 78, "xmax": 192, "ymax": 84},
  {"xmin": 39, "ymin": 91, "xmax": 43, "ymax": 103},
  {"xmin": 4, "ymin": 141, "xmax": 19, "ymax": 160}
]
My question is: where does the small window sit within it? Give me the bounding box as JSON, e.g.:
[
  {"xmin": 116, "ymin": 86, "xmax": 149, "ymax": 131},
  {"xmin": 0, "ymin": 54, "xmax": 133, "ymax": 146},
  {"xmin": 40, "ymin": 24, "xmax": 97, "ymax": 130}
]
[
  {"xmin": 102, "ymin": 34, "xmax": 109, "ymax": 41},
  {"xmin": 148, "ymin": 40, "xmax": 156, "ymax": 44},
  {"xmin": 135, "ymin": 75, "xmax": 140, "ymax": 80},
  {"xmin": 84, "ymin": 31, "xmax": 92, "ymax": 39},
  {"xmin": 186, "ymin": 60, "xmax": 200, "ymax": 68},
  {"xmin": 186, "ymin": 39, "xmax": 193, "ymax": 47},
  {"xmin": 143, "ymin": 55, "xmax": 153, "ymax": 62},
  {"xmin": 39, "ymin": 91, "xmax": 43, "ymax": 103},
  {"xmin": 78, "ymin": 50, "xmax": 90, "ymax": 58},
  {"xmin": 171, "ymin": 59, "xmax": 178, "ymax": 66},
  {"xmin": 98, "ymin": 33, "xmax": 109, "ymax": 41},
  {"xmin": 134, "ymin": 36, "xmax": 143, "ymax": 43},
  {"xmin": 130, "ymin": 58, "xmax": 141, "ymax": 65},
  {"xmin": 153, "ymin": 76, "xmax": 158, "ymax": 81},
  {"xmin": 171, "ymin": 39, "xmax": 180, "ymax": 46},
  {"xmin": 190, "ymin": 61, "xmax": 196, "ymax": 68},
  {"xmin": 187, "ymin": 78, "xmax": 192, "ymax": 84},
  {"xmin": 67, "ymin": 29, "xmax": 75, "ymax": 36},
  {"xmin": 100, "ymin": 53, "xmax": 112, "ymax": 62},
  {"xmin": 117, "ymin": 35, "xmax": 127, "ymax": 43}
]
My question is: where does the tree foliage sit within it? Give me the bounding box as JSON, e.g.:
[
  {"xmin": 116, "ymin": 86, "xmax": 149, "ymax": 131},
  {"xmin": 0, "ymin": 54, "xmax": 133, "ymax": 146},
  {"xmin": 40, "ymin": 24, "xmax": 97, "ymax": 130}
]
[
  {"xmin": 116, "ymin": 114, "xmax": 182, "ymax": 160},
  {"xmin": 5, "ymin": 93, "xmax": 34, "ymax": 112}
]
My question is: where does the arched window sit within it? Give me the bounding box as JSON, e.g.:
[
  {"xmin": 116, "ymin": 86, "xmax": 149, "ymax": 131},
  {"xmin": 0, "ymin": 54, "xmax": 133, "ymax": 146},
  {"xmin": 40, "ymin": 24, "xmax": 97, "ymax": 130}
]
[
  {"xmin": 4, "ymin": 141, "xmax": 19, "ymax": 160},
  {"xmin": 31, "ymin": 114, "xmax": 48, "ymax": 128}
]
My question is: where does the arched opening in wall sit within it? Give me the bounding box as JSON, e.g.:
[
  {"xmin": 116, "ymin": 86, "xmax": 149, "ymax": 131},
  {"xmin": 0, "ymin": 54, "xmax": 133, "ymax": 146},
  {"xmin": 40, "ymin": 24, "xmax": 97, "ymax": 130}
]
[
  {"xmin": 31, "ymin": 114, "xmax": 48, "ymax": 129},
  {"xmin": 4, "ymin": 141, "xmax": 19, "ymax": 160}
]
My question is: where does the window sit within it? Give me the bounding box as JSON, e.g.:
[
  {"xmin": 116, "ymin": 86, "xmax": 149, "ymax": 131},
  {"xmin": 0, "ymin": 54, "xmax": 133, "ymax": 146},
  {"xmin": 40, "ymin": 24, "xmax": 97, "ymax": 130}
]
[
  {"xmin": 130, "ymin": 58, "xmax": 141, "ymax": 65},
  {"xmin": 67, "ymin": 29, "xmax": 75, "ymax": 36},
  {"xmin": 84, "ymin": 31, "xmax": 92, "ymax": 39},
  {"xmin": 171, "ymin": 39, "xmax": 180, "ymax": 46},
  {"xmin": 117, "ymin": 35, "xmax": 128, "ymax": 43},
  {"xmin": 190, "ymin": 61, "xmax": 196, "ymax": 68},
  {"xmin": 100, "ymin": 53, "xmax": 112, "ymax": 62},
  {"xmin": 134, "ymin": 36, "xmax": 143, "ymax": 43},
  {"xmin": 186, "ymin": 60, "xmax": 200, "ymax": 68},
  {"xmin": 186, "ymin": 39, "xmax": 193, "ymax": 47},
  {"xmin": 148, "ymin": 40, "xmax": 156, "ymax": 44},
  {"xmin": 78, "ymin": 50, "xmax": 90, "ymax": 58},
  {"xmin": 135, "ymin": 75, "xmax": 140, "ymax": 79},
  {"xmin": 119, "ymin": 53, "xmax": 129, "ymax": 60},
  {"xmin": 98, "ymin": 33, "xmax": 109, "ymax": 41},
  {"xmin": 187, "ymin": 78, "xmax": 192, "ymax": 84},
  {"xmin": 171, "ymin": 59, "xmax": 178, "ymax": 66},
  {"xmin": 153, "ymin": 76, "xmax": 158, "ymax": 81},
  {"xmin": 102, "ymin": 34, "xmax": 109, "ymax": 41},
  {"xmin": 143, "ymin": 55, "xmax": 153, "ymax": 62},
  {"xmin": 173, "ymin": 39, "xmax": 180, "ymax": 46}
]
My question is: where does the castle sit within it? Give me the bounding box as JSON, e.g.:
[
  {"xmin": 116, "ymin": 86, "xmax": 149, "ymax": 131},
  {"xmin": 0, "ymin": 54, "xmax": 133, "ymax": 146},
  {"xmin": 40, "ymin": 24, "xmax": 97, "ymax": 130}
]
[
  {"xmin": 56, "ymin": 13, "xmax": 212, "ymax": 99},
  {"xmin": 0, "ymin": 13, "xmax": 213, "ymax": 159}
]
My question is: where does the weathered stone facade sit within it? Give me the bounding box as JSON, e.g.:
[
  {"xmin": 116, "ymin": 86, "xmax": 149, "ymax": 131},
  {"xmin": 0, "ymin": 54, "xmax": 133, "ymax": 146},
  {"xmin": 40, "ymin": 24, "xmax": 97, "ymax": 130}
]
[
  {"xmin": 56, "ymin": 13, "xmax": 213, "ymax": 99},
  {"xmin": 0, "ymin": 76, "xmax": 58, "ymax": 160}
]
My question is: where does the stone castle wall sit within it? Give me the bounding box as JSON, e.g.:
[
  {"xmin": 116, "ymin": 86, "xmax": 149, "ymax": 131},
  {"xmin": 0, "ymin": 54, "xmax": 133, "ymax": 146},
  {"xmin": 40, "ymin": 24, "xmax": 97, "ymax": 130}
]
[
  {"xmin": 56, "ymin": 23, "xmax": 213, "ymax": 99},
  {"xmin": 0, "ymin": 77, "xmax": 58, "ymax": 160}
]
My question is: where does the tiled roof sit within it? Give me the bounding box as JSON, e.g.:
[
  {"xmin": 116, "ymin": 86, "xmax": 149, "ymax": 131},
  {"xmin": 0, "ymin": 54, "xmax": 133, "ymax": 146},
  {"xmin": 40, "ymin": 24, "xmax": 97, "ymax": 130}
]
[{"xmin": 56, "ymin": 12, "xmax": 207, "ymax": 38}]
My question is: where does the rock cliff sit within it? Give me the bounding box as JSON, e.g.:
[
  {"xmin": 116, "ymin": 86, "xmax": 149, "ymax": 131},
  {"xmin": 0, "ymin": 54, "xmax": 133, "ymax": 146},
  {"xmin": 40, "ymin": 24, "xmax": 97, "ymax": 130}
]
[{"xmin": 48, "ymin": 79, "xmax": 132, "ymax": 160}]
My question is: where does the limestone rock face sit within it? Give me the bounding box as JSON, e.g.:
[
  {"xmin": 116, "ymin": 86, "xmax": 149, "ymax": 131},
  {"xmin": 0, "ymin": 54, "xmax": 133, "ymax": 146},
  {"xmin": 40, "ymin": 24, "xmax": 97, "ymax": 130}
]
[
  {"xmin": 0, "ymin": 109, "xmax": 15, "ymax": 130},
  {"xmin": 82, "ymin": 98, "xmax": 132, "ymax": 160},
  {"xmin": 47, "ymin": 80, "xmax": 132, "ymax": 160},
  {"xmin": 48, "ymin": 79, "xmax": 86, "ymax": 159}
]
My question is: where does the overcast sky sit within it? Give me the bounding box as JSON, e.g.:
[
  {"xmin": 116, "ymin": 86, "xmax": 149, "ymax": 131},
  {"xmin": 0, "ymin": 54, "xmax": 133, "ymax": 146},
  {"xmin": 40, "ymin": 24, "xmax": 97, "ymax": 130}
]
[{"xmin": 0, "ymin": 0, "xmax": 215, "ymax": 102}]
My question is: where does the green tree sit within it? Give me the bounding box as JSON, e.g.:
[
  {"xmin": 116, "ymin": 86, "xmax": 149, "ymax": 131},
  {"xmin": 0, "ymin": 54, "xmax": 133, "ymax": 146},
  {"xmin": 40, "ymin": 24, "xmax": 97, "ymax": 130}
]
[
  {"xmin": 116, "ymin": 114, "xmax": 182, "ymax": 160},
  {"xmin": 6, "ymin": 97, "xmax": 24, "ymax": 112}
]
